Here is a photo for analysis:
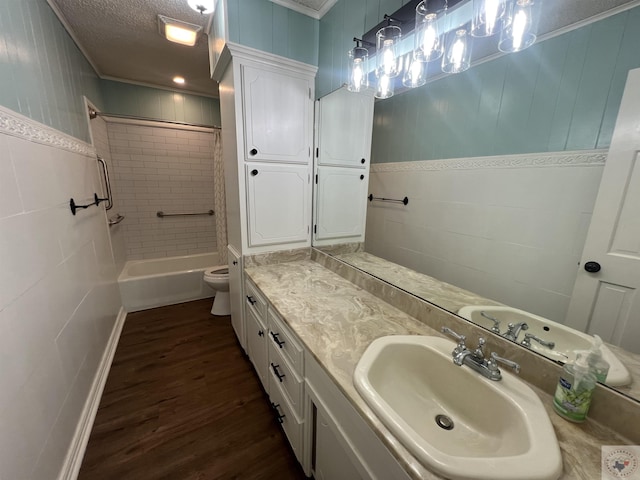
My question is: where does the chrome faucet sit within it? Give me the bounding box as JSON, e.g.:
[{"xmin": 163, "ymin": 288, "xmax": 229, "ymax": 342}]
[
  {"xmin": 521, "ymin": 333, "xmax": 555, "ymax": 349},
  {"xmin": 503, "ymin": 322, "xmax": 529, "ymax": 341},
  {"xmin": 480, "ymin": 311, "xmax": 501, "ymax": 334},
  {"xmin": 442, "ymin": 327, "xmax": 520, "ymax": 381}
]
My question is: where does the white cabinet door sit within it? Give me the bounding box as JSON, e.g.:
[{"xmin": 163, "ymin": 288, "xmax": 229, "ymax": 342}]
[
  {"xmin": 246, "ymin": 163, "xmax": 311, "ymax": 247},
  {"xmin": 314, "ymin": 405, "xmax": 364, "ymax": 480},
  {"xmin": 316, "ymin": 87, "xmax": 374, "ymax": 168},
  {"xmin": 227, "ymin": 245, "xmax": 245, "ymax": 351},
  {"xmin": 242, "ymin": 64, "xmax": 312, "ymax": 163},
  {"xmin": 315, "ymin": 166, "xmax": 368, "ymax": 241},
  {"xmin": 246, "ymin": 306, "xmax": 269, "ymax": 392}
]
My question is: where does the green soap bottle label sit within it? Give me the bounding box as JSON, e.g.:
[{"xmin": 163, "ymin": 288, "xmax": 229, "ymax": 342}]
[{"xmin": 553, "ymin": 376, "xmax": 593, "ymax": 422}]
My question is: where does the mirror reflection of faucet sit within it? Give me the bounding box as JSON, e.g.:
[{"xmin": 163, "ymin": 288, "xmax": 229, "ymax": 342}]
[
  {"xmin": 521, "ymin": 333, "xmax": 555, "ymax": 350},
  {"xmin": 503, "ymin": 321, "xmax": 529, "ymax": 341},
  {"xmin": 480, "ymin": 311, "xmax": 501, "ymax": 333}
]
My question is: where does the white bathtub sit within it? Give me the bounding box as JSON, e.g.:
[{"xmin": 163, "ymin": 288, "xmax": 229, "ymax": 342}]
[{"xmin": 118, "ymin": 252, "xmax": 219, "ymax": 312}]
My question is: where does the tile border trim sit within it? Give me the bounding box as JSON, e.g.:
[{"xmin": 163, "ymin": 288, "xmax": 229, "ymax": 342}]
[
  {"xmin": 370, "ymin": 150, "xmax": 607, "ymax": 173},
  {"xmin": 0, "ymin": 104, "xmax": 95, "ymax": 156}
]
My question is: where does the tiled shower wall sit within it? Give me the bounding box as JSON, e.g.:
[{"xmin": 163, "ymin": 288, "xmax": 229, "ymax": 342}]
[{"xmin": 107, "ymin": 121, "xmax": 217, "ymax": 260}]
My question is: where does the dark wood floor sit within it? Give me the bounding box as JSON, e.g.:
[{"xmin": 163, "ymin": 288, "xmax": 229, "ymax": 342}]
[{"xmin": 79, "ymin": 299, "xmax": 306, "ymax": 480}]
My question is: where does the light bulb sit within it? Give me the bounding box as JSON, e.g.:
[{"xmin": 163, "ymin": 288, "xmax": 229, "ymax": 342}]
[
  {"xmin": 375, "ymin": 74, "xmax": 394, "ymax": 99},
  {"xmin": 381, "ymin": 39, "xmax": 396, "ymax": 76},
  {"xmin": 472, "ymin": 0, "xmax": 506, "ymax": 37},
  {"xmin": 403, "ymin": 58, "xmax": 426, "ymax": 88},
  {"xmin": 348, "ymin": 46, "xmax": 369, "ymax": 92},
  {"xmin": 442, "ymin": 29, "xmax": 472, "ymax": 74},
  {"xmin": 499, "ymin": 0, "xmax": 539, "ymax": 53}
]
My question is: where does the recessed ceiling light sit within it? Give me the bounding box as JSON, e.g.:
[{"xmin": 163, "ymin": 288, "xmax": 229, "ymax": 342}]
[
  {"xmin": 157, "ymin": 15, "xmax": 202, "ymax": 47},
  {"xmin": 173, "ymin": 76, "xmax": 186, "ymax": 85},
  {"xmin": 188, "ymin": 0, "xmax": 215, "ymax": 15}
]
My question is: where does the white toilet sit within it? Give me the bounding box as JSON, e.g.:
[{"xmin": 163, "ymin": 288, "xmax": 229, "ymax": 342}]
[{"xmin": 203, "ymin": 266, "xmax": 230, "ymax": 316}]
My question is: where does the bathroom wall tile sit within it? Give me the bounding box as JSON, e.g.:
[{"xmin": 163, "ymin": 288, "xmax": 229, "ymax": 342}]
[
  {"xmin": 366, "ymin": 158, "xmax": 602, "ymax": 323},
  {"xmin": 0, "ymin": 135, "xmax": 24, "ymax": 219}
]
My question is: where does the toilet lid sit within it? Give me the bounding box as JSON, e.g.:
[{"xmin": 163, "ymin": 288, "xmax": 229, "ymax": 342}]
[{"xmin": 205, "ymin": 266, "xmax": 228, "ymax": 276}]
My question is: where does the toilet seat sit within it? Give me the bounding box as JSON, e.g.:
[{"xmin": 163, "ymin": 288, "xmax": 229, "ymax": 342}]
[{"xmin": 204, "ymin": 266, "xmax": 228, "ymax": 279}]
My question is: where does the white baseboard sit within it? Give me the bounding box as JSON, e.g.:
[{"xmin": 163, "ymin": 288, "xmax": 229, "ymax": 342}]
[{"xmin": 58, "ymin": 307, "xmax": 127, "ymax": 480}]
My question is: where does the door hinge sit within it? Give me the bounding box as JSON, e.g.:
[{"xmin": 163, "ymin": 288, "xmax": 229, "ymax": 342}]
[
  {"xmin": 309, "ymin": 146, "xmax": 311, "ymax": 157},
  {"xmin": 315, "ymin": 147, "xmax": 319, "ymax": 158},
  {"xmin": 308, "ymin": 225, "xmax": 310, "ymax": 234},
  {"xmin": 315, "ymin": 174, "xmax": 318, "ymax": 184},
  {"xmin": 314, "ymin": 225, "xmax": 317, "ymax": 234},
  {"xmin": 309, "ymin": 87, "xmax": 312, "ymax": 99}
]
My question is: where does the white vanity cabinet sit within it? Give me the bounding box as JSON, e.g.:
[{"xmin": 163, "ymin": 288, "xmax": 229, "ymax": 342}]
[
  {"xmin": 242, "ymin": 64, "xmax": 312, "ymax": 164},
  {"xmin": 245, "ymin": 163, "xmax": 311, "ymax": 247},
  {"xmin": 313, "ymin": 87, "xmax": 374, "ymax": 246},
  {"xmin": 244, "ymin": 279, "xmax": 269, "ymax": 390},
  {"xmin": 242, "ymin": 278, "xmax": 412, "ymax": 480},
  {"xmin": 228, "ymin": 246, "xmax": 244, "ymax": 351}
]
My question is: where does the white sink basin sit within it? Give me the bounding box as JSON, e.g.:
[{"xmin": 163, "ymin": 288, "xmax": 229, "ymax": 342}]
[
  {"xmin": 354, "ymin": 335, "xmax": 562, "ymax": 480},
  {"xmin": 457, "ymin": 305, "xmax": 630, "ymax": 386}
]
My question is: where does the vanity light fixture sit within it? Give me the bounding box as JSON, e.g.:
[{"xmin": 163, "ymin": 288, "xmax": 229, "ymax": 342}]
[
  {"xmin": 187, "ymin": 0, "xmax": 215, "ymax": 15},
  {"xmin": 346, "ymin": 0, "xmax": 543, "ymax": 97},
  {"xmin": 348, "ymin": 38, "xmax": 373, "ymax": 92},
  {"xmin": 471, "ymin": 0, "xmax": 507, "ymax": 37},
  {"xmin": 376, "ymin": 19, "xmax": 402, "ymax": 79},
  {"xmin": 499, "ymin": 0, "xmax": 541, "ymax": 52},
  {"xmin": 158, "ymin": 15, "xmax": 202, "ymax": 46}
]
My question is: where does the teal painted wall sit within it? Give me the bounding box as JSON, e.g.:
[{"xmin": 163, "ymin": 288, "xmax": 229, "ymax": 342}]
[
  {"xmin": 0, "ymin": 0, "xmax": 103, "ymax": 142},
  {"xmin": 101, "ymin": 80, "xmax": 221, "ymax": 127},
  {"xmin": 226, "ymin": 0, "xmax": 319, "ymax": 67},
  {"xmin": 370, "ymin": 6, "xmax": 640, "ymax": 162}
]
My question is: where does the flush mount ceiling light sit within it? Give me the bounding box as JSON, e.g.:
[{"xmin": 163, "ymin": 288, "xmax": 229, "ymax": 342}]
[
  {"xmin": 173, "ymin": 76, "xmax": 186, "ymax": 84},
  {"xmin": 187, "ymin": 0, "xmax": 215, "ymax": 14},
  {"xmin": 158, "ymin": 15, "xmax": 202, "ymax": 46}
]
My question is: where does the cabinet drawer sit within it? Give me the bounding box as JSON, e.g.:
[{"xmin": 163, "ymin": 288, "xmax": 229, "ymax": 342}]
[
  {"xmin": 269, "ymin": 340, "xmax": 304, "ymax": 418},
  {"xmin": 268, "ymin": 308, "xmax": 304, "ymax": 376},
  {"xmin": 270, "ymin": 378, "xmax": 303, "ymax": 464},
  {"xmin": 244, "ymin": 279, "xmax": 266, "ymax": 320}
]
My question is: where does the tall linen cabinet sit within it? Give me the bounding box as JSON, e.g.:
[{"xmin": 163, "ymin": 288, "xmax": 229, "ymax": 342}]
[{"xmin": 216, "ymin": 43, "xmax": 316, "ymax": 351}]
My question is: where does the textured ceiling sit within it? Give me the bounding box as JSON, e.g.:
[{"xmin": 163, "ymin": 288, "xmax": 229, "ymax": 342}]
[{"xmin": 48, "ymin": 0, "xmax": 218, "ymax": 97}]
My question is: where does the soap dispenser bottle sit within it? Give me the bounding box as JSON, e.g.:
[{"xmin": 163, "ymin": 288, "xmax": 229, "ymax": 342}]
[
  {"xmin": 585, "ymin": 335, "xmax": 610, "ymax": 383},
  {"xmin": 552, "ymin": 353, "xmax": 597, "ymax": 423}
]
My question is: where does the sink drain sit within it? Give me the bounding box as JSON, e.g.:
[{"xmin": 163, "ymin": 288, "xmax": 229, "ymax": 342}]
[{"xmin": 435, "ymin": 414, "xmax": 454, "ymax": 430}]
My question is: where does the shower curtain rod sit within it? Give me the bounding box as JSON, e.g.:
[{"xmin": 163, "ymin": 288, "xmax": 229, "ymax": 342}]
[{"xmin": 88, "ymin": 109, "xmax": 221, "ymax": 130}]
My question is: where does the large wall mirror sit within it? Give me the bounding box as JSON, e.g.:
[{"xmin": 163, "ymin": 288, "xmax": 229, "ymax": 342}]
[{"xmin": 312, "ymin": 2, "xmax": 640, "ymax": 404}]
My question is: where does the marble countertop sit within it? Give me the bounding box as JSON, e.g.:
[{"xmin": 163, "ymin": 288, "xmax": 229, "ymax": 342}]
[{"xmin": 245, "ymin": 259, "xmax": 629, "ymax": 480}]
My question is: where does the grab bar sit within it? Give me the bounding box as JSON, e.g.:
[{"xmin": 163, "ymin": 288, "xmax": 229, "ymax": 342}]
[
  {"xmin": 97, "ymin": 156, "xmax": 113, "ymax": 210},
  {"xmin": 368, "ymin": 194, "xmax": 409, "ymax": 206},
  {"xmin": 156, "ymin": 210, "xmax": 214, "ymax": 218},
  {"xmin": 108, "ymin": 214, "xmax": 125, "ymax": 226}
]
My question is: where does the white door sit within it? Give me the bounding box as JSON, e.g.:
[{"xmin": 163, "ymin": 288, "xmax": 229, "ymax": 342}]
[
  {"xmin": 316, "ymin": 87, "xmax": 374, "ymax": 168},
  {"xmin": 228, "ymin": 245, "xmax": 245, "ymax": 351},
  {"xmin": 314, "ymin": 166, "xmax": 368, "ymax": 242},
  {"xmin": 241, "ymin": 64, "xmax": 312, "ymax": 163},
  {"xmin": 566, "ymin": 68, "xmax": 640, "ymax": 354},
  {"xmin": 246, "ymin": 163, "xmax": 311, "ymax": 247}
]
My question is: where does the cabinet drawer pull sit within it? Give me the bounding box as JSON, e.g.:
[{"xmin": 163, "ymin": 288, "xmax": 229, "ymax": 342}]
[
  {"xmin": 250, "ymin": 148, "xmax": 258, "ymax": 156},
  {"xmin": 258, "ymin": 330, "xmax": 264, "ymax": 337},
  {"xmin": 232, "ymin": 260, "xmax": 238, "ymax": 265},
  {"xmin": 271, "ymin": 402, "xmax": 286, "ymax": 424},
  {"xmin": 250, "ymin": 168, "xmax": 259, "ymax": 176},
  {"xmin": 361, "ymin": 158, "xmax": 366, "ymax": 164},
  {"xmin": 246, "ymin": 295, "xmax": 257, "ymax": 305},
  {"xmin": 360, "ymin": 174, "xmax": 365, "ymax": 180},
  {"xmin": 270, "ymin": 331, "xmax": 285, "ymax": 348},
  {"xmin": 270, "ymin": 362, "xmax": 286, "ymax": 382}
]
